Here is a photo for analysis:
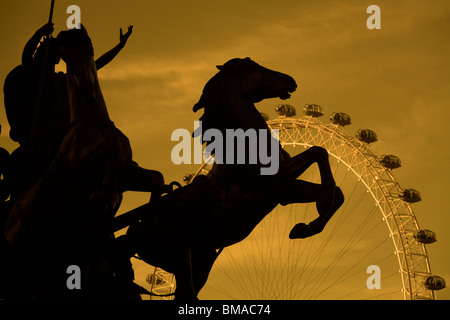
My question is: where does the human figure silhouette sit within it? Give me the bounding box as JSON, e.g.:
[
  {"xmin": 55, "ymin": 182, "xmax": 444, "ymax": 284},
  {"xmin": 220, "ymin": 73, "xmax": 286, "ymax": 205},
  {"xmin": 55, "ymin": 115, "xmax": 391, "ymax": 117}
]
[
  {"xmin": 1, "ymin": 23, "xmax": 140, "ymax": 299},
  {"xmin": 3, "ymin": 23, "xmax": 134, "ymax": 199}
]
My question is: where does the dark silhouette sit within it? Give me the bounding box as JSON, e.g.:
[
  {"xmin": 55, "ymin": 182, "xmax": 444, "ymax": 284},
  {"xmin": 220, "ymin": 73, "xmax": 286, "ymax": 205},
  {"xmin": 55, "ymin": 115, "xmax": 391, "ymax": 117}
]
[
  {"xmin": 121, "ymin": 58, "xmax": 344, "ymax": 299},
  {"xmin": 3, "ymin": 22, "xmax": 133, "ymax": 200},
  {"xmin": 3, "ymin": 25, "xmax": 164, "ymax": 299},
  {"xmin": 1, "ymin": 21, "xmax": 343, "ymax": 300},
  {"xmin": 0, "ymin": 124, "xmax": 13, "ymax": 299}
]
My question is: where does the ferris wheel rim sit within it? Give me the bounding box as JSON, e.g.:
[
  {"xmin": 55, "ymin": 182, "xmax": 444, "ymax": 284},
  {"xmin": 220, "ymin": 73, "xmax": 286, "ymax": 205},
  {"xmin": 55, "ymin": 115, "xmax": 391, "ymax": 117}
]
[{"xmin": 266, "ymin": 115, "xmax": 434, "ymax": 300}]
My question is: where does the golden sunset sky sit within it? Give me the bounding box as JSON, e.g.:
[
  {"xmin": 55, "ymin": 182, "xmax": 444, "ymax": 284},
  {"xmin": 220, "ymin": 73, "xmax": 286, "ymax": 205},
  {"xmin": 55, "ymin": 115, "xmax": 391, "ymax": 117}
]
[{"xmin": 0, "ymin": 0, "xmax": 448, "ymax": 299}]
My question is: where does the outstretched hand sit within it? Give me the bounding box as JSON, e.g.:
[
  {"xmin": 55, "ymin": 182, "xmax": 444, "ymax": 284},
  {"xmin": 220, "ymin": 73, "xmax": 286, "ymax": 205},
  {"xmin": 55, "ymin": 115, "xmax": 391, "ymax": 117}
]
[
  {"xmin": 95, "ymin": 25, "xmax": 134, "ymax": 70},
  {"xmin": 120, "ymin": 25, "xmax": 133, "ymax": 43}
]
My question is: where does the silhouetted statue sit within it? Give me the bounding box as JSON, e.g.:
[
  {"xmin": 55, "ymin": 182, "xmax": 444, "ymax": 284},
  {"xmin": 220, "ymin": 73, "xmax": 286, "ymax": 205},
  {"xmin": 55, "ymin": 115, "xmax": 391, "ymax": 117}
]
[
  {"xmin": 122, "ymin": 58, "xmax": 344, "ymax": 299},
  {"xmin": 0, "ymin": 125, "xmax": 10, "ymax": 203},
  {"xmin": 3, "ymin": 25, "xmax": 164, "ymax": 299},
  {"xmin": 3, "ymin": 23, "xmax": 133, "ymax": 200},
  {"xmin": 0, "ymin": 124, "xmax": 13, "ymax": 299}
]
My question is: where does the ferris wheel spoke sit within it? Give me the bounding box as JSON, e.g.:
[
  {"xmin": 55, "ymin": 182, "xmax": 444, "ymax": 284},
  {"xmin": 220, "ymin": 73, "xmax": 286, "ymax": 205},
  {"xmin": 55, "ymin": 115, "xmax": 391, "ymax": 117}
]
[
  {"xmin": 313, "ymin": 247, "xmax": 397, "ymax": 299},
  {"xmin": 309, "ymin": 236, "xmax": 391, "ymax": 299},
  {"xmin": 238, "ymin": 238, "xmax": 266, "ymax": 297},
  {"xmin": 297, "ymin": 188, "xmax": 371, "ymax": 290},
  {"xmin": 215, "ymin": 243, "xmax": 257, "ymax": 298},
  {"xmin": 303, "ymin": 205, "xmax": 382, "ymax": 299},
  {"xmin": 281, "ymin": 228, "xmax": 315, "ymax": 296},
  {"xmin": 272, "ymin": 207, "xmax": 301, "ymax": 297},
  {"xmin": 262, "ymin": 207, "xmax": 284, "ymax": 298},
  {"xmin": 337, "ymin": 270, "xmax": 400, "ymax": 300}
]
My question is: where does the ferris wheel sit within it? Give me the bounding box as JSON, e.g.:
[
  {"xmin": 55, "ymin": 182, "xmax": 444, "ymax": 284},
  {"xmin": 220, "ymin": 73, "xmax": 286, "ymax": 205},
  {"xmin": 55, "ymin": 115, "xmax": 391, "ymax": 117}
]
[{"xmin": 145, "ymin": 104, "xmax": 445, "ymax": 300}]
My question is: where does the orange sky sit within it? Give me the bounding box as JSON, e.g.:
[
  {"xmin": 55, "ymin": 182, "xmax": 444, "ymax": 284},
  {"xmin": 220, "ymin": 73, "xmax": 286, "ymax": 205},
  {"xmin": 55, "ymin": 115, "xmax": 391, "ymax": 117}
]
[{"xmin": 0, "ymin": 0, "xmax": 449, "ymax": 299}]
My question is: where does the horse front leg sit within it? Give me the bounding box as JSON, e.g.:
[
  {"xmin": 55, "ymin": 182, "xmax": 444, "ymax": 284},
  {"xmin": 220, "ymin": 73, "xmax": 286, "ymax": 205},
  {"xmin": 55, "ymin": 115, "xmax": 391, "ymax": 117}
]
[
  {"xmin": 279, "ymin": 146, "xmax": 337, "ymax": 214},
  {"xmin": 278, "ymin": 179, "xmax": 344, "ymax": 239},
  {"xmin": 299, "ymin": 186, "xmax": 343, "ymax": 238},
  {"xmin": 280, "ymin": 146, "xmax": 335, "ymax": 189},
  {"xmin": 278, "ymin": 146, "xmax": 344, "ymax": 239}
]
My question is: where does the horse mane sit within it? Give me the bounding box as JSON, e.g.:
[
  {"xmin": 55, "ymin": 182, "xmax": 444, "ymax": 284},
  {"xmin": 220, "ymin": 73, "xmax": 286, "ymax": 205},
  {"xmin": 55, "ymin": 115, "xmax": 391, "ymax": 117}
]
[{"xmin": 192, "ymin": 72, "xmax": 224, "ymax": 143}]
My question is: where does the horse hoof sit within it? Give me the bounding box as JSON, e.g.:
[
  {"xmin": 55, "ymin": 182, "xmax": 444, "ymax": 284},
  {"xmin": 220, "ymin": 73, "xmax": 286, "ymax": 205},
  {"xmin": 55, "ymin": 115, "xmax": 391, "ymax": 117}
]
[{"xmin": 289, "ymin": 223, "xmax": 314, "ymax": 239}]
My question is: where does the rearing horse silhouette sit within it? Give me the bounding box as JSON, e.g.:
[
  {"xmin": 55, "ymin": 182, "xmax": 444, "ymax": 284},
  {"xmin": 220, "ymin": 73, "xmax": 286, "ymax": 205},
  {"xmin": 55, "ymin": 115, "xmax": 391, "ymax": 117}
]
[
  {"xmin": 4, "ymin": 26, "xmax": 164, "ymax": 299},
  {"xmin": 124, "ymin": 57, "xmax": 344, "ymax": 299}
]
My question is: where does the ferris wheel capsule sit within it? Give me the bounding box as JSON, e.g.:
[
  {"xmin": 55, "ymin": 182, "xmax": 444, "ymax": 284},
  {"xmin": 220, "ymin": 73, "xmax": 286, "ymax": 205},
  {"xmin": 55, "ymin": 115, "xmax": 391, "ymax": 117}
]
[
  {"xmin": 183, "ymin": 173, "xmax": 195, "ymax": 184},
  {"xmin": 424, "ymin": 275, "xmax": 446, "ymax": 291},
  {"xmin": 399, "ymin": 188, "xmax": 422, "ymax": 203},
  {"xmin": 330, "ymin": 112, "xmax": 351, "ymax": 126},
  {"xmin": 303, "ymin": 104, "xmax": 324, "ymax": 117},
  {"xmin": 146, "ymin": 273, "xmax": 164, "ymax": 286},
  {"xmin": 275, "ymin": 104, "xmax": 296, "ymax": 117},
  {"xmin": 379, "ymin": 154, "xmax": 402, "ymax": 169},
  {"xmin": 414, "ymin": 229, "xmax": 437, "ymax": 244},
  {"xmin": 356, "ymin": 129, "xmax": 378, "ymax": 143}
]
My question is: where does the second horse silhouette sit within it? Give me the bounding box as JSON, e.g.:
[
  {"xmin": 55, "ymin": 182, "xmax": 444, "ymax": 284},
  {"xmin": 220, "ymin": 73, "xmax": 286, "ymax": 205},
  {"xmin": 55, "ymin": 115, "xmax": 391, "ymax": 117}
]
[{"xmin": 123, "ymin": 57, "xmax": 344, "ymax": 300}]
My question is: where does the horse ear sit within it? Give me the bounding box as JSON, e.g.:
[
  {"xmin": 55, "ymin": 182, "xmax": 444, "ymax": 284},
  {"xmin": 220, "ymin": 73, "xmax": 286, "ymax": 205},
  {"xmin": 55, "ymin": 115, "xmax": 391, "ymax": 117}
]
[
  {"xmin": 193, "ymin": 102, "xmax": 202, "ymax": 112},
  {"xmin": 79, "ymin": 24, "xmax": 89, "ymax": 35},
  {"xmin": 193, "ymin": 95, "xmax": 208, "ymax": 112}
]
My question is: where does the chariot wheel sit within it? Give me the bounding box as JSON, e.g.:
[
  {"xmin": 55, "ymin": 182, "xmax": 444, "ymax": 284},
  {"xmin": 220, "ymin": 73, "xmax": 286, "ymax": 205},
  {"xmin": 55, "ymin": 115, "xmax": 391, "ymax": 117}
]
[{"xmin": 143, "ymin": 104, "xmax": 443, "ymax": 300}]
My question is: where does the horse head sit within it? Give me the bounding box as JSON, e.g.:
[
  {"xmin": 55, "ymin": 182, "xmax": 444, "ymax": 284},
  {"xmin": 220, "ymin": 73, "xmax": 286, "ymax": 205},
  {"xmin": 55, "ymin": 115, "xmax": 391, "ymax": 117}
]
[
  {"xmin": 193, "ymin": 58, "xmax": 297, "ymax": 138},
  {"xmin": 218, "ymin": 57, "xmax": 297, "ymax": 103},
  {"xmin": 194, "ymin": 58, "xmax": 297, "ymax": 113},
  {"xmin": 191, "ymin": 57, "xmax": 297, "ymax": 172},
  {"xmin": 57, "ymin": 25, "xmax": 97, "ymax": 94}
]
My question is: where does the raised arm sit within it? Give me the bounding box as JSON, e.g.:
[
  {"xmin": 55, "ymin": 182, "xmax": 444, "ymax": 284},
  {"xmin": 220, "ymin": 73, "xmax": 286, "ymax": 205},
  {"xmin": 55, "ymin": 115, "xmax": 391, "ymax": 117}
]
[
  {"xmin": 95, "ymin": 25, "xmax": 133, "ymax": 70},
  {"xmin": 22, "ymin": 22, "xmax": 54, "ymax": 69}
]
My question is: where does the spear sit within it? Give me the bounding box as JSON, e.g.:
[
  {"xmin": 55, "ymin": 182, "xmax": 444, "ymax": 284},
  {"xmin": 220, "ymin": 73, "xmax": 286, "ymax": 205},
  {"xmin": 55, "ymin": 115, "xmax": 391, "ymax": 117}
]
[
  {"xmin": 48, "ymin": 0, "xmax": 55, "ymax": 23},
  {"xmin": 26, "ymin": 0, "xmax": 56, "ymax": 185}
]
